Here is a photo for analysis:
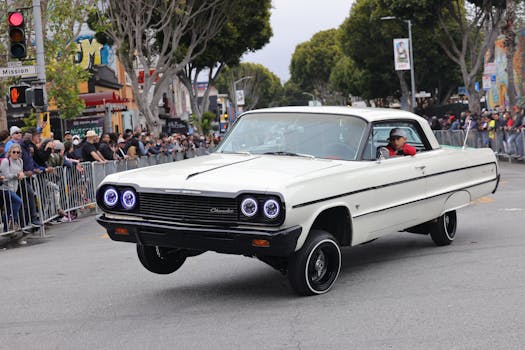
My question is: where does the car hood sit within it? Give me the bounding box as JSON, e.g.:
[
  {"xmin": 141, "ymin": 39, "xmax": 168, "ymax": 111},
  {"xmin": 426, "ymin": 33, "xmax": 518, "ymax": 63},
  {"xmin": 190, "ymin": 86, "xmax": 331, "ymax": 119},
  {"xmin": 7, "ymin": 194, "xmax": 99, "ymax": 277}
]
[{"xmin": 102, "ymin": 153, "xmax": 367, "ymax": 194}]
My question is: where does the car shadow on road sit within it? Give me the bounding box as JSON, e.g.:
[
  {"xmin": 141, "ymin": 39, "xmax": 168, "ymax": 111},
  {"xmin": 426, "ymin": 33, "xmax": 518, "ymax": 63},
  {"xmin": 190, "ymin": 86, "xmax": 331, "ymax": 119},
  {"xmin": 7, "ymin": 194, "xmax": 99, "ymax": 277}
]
[
  {"xmin": 152, "ymin": 265, "xmax": 293, "ymax": 301},
  {"xmin": 147, "ymin": 233, "xmax": 455, "ymax": 301},
  {"xmin": 340, "ymin": 233, "xmax": 440, "ymax": 270}
]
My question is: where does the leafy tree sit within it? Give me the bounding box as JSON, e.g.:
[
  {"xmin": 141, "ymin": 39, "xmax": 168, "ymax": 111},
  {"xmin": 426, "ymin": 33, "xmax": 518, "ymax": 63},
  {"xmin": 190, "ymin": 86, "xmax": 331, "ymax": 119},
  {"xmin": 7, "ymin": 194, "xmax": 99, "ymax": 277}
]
[
  {"xmin": 215, "ymin": 62, "xmax": 282, "ymax": 110},
  {"xmin": 177, "ymin": 0, "xmax": 272, "ymax": 121},
  {"xmin": 43, "ymin": 0, "xmax": 93, "ymax": 120},
  {"xmin": 329, "ymin": 56, "xmax": 365, "ymax": 102},
  {"xmin": 289, "ymin": 29, "xmax": 344, "ymax": 104},
  {"xmin": 94, "ymin": 0, "xmax": 236, "ymax": 135},
  {"xmin": 384, "ymin": 0, "xmax": 505, "ymax": 113},
  {"xmin": 340, "ymin": 1, "xmax": 408, "ymax": 106},
  {"xmin": 190, "ymin": 111, "xmax": 216, "ymax": 135},
  {"xmin": 340, "ymin": 0, "xmax": 462, "ymax": 109},
  {"xmin": 279, "ymin": 81, "xmax": 311, "ymax": 106}
]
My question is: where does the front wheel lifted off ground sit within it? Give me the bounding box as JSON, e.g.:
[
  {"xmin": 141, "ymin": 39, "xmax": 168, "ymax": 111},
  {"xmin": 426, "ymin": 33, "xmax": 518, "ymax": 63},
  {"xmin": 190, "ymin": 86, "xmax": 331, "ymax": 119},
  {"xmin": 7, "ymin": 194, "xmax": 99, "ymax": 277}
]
[
  {"xmin": 287, "ymin": 230, "xmax": 341, "ymax": 296},
  {"xmin": 137, "ymin": 245, "xmax": 186, "ymax": 274},
  {"xmin": 430, "ymin": 210, "xmax": 457, "ymax": 246}
]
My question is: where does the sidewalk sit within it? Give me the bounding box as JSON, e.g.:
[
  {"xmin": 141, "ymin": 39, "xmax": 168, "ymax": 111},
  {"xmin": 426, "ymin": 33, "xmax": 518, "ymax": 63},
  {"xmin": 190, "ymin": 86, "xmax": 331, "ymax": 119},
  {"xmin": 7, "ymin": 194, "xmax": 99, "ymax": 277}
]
[
  {"xmin": 0, "ymin": 207, "xmax": 97, "ymax": 249},
  {"xmin": 497, "ymin": 153, "xmax": 525, "ymax": 164}
]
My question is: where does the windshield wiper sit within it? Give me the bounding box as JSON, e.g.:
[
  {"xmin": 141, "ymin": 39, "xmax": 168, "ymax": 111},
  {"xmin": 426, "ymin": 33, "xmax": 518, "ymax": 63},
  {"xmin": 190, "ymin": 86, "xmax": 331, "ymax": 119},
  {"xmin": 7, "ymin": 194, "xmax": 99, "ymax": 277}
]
[
  {"xmin": 263, "ymin": 151, "xmax": 315, "ymax": 159},
  {"xmin": 220, "ymin": 151, "xmax": 252, "ymax": 155}
]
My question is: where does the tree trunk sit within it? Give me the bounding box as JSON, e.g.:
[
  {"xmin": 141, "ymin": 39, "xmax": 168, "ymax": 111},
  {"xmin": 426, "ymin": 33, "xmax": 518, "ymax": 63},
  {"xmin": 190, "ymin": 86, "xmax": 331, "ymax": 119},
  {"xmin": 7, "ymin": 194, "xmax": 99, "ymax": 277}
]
[
  {"xmin": 144, "ymin": 105, "xmax": 162, "ymax": 136},
  {"xmin": 436, "ymin": 3, "xmax": 502, "ymax": 116},
  {"xmin": 504, "ymin": 0, "xmax": 517, "ymax": 107},
  {"xmin": 467, "ymin": 87, "xmax": 481, "ymax": 115},
  {"xmin": 440, "ymin": 86, "xmax": 455, "ymax": 105},
  {"xmin": 178, "ymin": 73, "xmax": 201, "ymax": 120},
  {"xmin": 506, "ymin": 48, "xmax": 517, "ymax": 107},
  {"xmin": 135, "ymin": 90, "xmax": 162, "ymax": 136}
]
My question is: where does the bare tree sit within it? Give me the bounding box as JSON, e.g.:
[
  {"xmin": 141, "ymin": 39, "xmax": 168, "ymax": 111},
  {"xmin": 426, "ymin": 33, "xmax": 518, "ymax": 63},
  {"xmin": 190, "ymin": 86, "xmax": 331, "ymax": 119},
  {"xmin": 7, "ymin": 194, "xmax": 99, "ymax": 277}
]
[
  {"xmin": 436, "ymin": 1, "xmax": 504, "ymax": 114},
  {"xmin": 98, "ymin": 0, "xmax": 230, "ymax": 134},
  {"xmin": 178, "ymin": 65, "xmax": 222, "ymax": 123}
]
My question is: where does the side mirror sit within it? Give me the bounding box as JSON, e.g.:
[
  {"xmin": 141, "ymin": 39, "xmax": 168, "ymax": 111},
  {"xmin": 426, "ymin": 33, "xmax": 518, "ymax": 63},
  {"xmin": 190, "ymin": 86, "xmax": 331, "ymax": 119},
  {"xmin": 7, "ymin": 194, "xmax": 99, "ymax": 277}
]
[{"xmin": 377, "ymin": 147, "xmax": 390, "ymax": 162}]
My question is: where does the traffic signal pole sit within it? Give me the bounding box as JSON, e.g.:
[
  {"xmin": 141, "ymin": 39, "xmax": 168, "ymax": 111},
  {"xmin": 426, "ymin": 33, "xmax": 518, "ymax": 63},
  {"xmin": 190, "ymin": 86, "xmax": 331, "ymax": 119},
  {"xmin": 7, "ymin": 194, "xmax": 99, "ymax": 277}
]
[{"xmin": 32, "ymin": 0, "xmax": 48, "ymax": 125}]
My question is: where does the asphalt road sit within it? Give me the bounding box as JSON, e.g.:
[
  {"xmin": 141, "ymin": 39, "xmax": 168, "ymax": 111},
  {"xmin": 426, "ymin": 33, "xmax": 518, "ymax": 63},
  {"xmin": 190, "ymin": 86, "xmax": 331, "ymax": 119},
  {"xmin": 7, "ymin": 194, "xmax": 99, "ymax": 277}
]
[{"xmin": 1, "ymin": 163, "xmax": 524, "ymax": 350}]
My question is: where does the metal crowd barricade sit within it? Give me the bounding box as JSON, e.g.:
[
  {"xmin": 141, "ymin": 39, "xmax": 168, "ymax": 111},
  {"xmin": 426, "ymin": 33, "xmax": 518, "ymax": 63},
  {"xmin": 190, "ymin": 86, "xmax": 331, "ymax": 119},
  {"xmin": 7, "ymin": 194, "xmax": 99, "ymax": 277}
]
[
  {"xmin": 0, "ymin": 185, "xmax": 28, "ymax": 237},
  {"xmin": 185, "ymin": 149, "xmax": 195, "ymax": 158},
  {"xmin": 138, "ymin": 156, "xmax": 150, "ymax": 168},
  {"xmin": 433, "ymin": 129, "xmax": 525, "ymax": 163},
  {"xmin": 175, "ymin": 151, "xmax": 184, "ymax": 161}
]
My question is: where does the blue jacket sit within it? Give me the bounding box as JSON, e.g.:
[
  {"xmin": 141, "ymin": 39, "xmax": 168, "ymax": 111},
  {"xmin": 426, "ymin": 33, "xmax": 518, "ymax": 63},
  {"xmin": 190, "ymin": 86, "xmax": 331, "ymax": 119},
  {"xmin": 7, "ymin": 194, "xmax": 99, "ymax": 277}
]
[{"xmin": 20, "ymin": 140, "xmax": 45, "ymax": 172}]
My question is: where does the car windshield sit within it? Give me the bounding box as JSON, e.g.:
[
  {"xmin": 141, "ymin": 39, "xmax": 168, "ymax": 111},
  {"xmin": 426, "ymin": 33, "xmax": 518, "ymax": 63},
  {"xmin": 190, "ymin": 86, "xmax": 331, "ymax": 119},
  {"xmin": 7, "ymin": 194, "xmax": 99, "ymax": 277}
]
[{"xmin": 216, "ymin": 112, "xmax": 368, "ymax": 160}]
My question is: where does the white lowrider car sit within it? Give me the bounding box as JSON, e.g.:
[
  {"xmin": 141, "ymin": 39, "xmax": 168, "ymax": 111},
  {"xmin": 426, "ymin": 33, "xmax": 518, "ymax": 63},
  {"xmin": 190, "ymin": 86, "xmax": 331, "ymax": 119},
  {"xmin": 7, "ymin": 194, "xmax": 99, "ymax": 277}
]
[{"xmin": 96, "ymin": 107, "xmax": 499, "ymax": 296}]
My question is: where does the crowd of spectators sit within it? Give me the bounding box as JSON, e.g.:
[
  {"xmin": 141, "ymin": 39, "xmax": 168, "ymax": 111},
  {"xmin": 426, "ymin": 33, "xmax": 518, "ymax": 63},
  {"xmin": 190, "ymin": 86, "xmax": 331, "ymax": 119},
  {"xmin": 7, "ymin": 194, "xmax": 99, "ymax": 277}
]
[
  {"xmin": 0, "ymin": 125, "xmax": 221, "ymax": 243},
  {"xmin": 63, "ymin": 126, "xmax": 221, "ymax": 163},
  {"xmin": 425, "ymin": 105, "xmax": 525, "ymax": 160}
]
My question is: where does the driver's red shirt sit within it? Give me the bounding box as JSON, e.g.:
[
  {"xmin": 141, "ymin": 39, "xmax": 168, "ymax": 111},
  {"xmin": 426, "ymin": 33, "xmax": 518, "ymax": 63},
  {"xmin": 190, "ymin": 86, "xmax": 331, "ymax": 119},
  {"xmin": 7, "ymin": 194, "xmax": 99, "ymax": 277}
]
[{"xmin": 386, "ymin": 143, "xmax": 416, "ymax": 156}]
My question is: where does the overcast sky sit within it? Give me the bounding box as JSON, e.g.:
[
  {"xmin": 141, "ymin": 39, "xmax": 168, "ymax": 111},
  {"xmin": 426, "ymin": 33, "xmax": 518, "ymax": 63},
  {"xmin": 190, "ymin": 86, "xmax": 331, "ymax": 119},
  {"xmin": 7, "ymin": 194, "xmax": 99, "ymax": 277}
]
[{"xmin": 242, "ymin": 0, "xmax": 354, "ymax": 83}]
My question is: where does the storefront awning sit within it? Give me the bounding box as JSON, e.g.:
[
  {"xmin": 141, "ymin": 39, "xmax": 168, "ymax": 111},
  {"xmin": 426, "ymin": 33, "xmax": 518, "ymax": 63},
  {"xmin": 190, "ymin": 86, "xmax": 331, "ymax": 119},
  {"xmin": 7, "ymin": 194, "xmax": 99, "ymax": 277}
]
[{"xmin": 79, "ymin": 91, "xmax": 128, "ymax": 107}]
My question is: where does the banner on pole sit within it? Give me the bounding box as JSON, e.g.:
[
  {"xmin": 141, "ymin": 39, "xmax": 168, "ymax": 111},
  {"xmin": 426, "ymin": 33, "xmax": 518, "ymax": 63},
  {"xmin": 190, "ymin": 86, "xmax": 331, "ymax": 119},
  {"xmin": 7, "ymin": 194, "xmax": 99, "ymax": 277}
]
[
  {"xmin": 393, "ymin": 38, "xmax": 411, "ymax": 71},
  {"xmin": 236, "ymin": 90, "xmax": 245, "ymax": 106}
]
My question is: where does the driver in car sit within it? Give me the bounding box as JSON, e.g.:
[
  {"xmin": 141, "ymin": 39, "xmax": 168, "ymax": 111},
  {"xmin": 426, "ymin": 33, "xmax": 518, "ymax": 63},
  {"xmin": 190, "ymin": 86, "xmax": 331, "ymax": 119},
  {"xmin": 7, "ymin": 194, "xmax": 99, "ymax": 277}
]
[{"xmin": 385, "ymin": 128, "xmax": 417, "ymax": 156}]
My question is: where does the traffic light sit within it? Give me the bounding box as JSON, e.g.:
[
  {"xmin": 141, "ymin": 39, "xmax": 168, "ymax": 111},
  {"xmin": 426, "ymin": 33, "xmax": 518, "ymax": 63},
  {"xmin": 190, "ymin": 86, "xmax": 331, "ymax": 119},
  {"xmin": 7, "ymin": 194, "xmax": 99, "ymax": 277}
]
[
  {"xmin": 8, "ymin": 11, "xmax": 26, "ymax": 59},
  {"xmin": 9, "ymin": 85, "xmax": 29, "ymax": 106},
  {"xmin": 32, "ymin": 88, "xmax": 45, "ymax": 107}
]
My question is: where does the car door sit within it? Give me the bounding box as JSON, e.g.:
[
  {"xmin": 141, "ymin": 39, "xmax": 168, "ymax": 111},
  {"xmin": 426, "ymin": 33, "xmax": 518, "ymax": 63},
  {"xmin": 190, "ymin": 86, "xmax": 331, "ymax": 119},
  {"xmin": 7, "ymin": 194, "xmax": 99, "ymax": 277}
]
[{"xmin": 351, "ymin": 121, "xmax": 431, "ymax": 243}]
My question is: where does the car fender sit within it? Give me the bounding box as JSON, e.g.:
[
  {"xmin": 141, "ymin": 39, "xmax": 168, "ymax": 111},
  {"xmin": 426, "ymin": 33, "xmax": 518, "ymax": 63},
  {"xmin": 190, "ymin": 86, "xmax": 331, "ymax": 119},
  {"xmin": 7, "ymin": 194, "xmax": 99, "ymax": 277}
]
[
  {"xmin": 293, "ymin": 201, "xmax": 352, "ymax": 251},
  {"xmin": 440, "ymin": 190, "xmax": 471, "ymax": 216}
]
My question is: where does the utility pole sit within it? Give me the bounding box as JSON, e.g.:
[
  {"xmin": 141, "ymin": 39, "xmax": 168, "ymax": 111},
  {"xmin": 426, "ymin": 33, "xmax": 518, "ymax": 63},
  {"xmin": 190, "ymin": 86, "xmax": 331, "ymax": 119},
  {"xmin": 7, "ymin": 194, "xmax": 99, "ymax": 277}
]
[
  {"xmin": 32, "ymin": 0, "xmax": 48, "ymax": 127},
  {"xmin": 406, "ymin": 19, "xmax": 416, "ymax": 112},
  {"xmin": 380, "ymin": 16, "xmax": 417, "ymax": 113},
  {"xmin": 302, "ymin": 92, "xmax": 319, "ymax": 106}
]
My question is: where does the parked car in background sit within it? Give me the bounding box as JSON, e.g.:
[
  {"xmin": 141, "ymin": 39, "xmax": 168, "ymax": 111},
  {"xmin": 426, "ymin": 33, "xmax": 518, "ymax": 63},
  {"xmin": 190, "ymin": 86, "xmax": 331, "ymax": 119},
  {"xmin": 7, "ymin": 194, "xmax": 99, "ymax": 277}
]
[{"xmin": 96, "ymin": 106, "xmax": 499, "ymax": 296}]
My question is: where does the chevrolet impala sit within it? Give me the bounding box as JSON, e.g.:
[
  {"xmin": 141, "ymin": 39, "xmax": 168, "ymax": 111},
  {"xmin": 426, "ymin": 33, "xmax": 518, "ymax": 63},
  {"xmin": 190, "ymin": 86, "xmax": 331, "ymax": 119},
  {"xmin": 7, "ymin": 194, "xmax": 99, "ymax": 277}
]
[{"xmin": 96, "ymin": 107, "xmax": 499, "ymax": 295}]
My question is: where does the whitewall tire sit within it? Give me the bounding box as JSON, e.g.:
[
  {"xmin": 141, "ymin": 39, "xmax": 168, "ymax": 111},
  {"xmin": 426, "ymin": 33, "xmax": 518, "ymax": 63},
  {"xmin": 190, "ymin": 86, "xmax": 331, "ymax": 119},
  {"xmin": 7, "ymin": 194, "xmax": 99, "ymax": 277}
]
[{"xmin": 287, "ymin": 230, "xmax": 341, "ymax": 296}]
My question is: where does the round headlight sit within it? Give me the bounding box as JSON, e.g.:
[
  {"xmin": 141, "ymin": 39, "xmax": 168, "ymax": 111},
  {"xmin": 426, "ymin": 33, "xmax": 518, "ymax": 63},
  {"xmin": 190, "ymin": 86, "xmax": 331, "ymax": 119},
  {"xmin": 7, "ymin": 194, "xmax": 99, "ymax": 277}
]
[
  {"xmin": 121, "ymin": 190, "xmax": 137, "ymax": 210},
  {"xmin": 263, "ymin": 199, "xmax": 280, "ymax": 219},
  {"xmin": 103, "ymin": 187, "xmax": 119, "ymax": 208},
  {"xmin": 241, "ymin": 197, "xmax": 258, "ymax": 217}
]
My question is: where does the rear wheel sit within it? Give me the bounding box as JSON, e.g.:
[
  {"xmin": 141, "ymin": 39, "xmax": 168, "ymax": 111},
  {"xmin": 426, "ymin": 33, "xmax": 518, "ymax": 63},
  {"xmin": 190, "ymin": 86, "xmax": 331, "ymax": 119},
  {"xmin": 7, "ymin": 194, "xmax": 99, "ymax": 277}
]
[
  {"xmin": 430, "ymin": 211, "xmax": 457, "ymax": 246},
  {"xmin": 136, "ymin": 245, "xmax": 186, "ymax": 274},
  {"xmin": 287, "ymin": 230, "xmax": 341, "ymax": 296}
]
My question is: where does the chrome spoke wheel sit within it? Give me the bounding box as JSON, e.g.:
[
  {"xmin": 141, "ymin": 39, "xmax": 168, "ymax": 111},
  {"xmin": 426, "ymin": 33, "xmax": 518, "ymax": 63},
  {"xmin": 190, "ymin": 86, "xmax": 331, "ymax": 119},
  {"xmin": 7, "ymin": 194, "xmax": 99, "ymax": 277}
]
[
  {"xmin": 137, "ymin": 245, "xmax": 187, "ymax": 274},
  {"xmin": 288, "ymin": 230, "xmax": 342, "ymax": 296},
  {"xmin": 444, "ymin": 212, "xmax": 456, "ymax": 239},
  {"xmin": 430, "ymin": 210, "xmax": 457, "ymax": 246},
  {"xmin": 310, "ymin": 250, "xmax": 328, "ymax": 282}
]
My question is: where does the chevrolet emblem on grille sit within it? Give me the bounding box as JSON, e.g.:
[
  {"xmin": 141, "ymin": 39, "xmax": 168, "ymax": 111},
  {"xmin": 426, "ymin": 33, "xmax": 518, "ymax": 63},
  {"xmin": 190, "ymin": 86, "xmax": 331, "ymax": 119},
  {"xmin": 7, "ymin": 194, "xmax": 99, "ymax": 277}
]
[{"xmin": 210, "ymin": 208, "xmax": 234, "ymax": 214}]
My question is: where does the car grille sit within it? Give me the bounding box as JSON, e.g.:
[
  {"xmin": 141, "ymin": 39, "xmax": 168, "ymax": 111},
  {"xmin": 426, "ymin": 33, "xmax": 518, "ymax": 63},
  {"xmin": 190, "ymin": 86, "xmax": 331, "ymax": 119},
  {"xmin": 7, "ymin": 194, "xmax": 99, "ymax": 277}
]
[{"xmin": 138, "ymin": 193, "xmax": 238, "ymax": 223}]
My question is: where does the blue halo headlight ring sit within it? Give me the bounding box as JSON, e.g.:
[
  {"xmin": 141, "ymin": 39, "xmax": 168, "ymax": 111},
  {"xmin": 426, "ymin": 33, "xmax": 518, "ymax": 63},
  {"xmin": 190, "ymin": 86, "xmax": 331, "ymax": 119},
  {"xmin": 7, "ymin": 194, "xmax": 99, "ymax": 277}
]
[
  {"xmin": 241, "ymin": 197, "xmax": 258, "ymax": 217},
  {"xmin": 103, "ymin": 187, "xmax": 119, "ymax": 208},
  {"xmin": 120, "ymin": 190, "xmax": 137, "ymax": 210},
  {"xmin": 263, "ymin": 199, "xmax": 280, "ymax": 219}
]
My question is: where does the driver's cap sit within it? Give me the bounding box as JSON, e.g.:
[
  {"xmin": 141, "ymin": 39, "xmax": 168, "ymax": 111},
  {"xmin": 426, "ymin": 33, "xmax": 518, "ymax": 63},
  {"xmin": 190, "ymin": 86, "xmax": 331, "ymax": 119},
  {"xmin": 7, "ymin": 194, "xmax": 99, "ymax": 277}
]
[{"xmin": 390, "ymin": 128, "xmax": 406, "ymax": 138}]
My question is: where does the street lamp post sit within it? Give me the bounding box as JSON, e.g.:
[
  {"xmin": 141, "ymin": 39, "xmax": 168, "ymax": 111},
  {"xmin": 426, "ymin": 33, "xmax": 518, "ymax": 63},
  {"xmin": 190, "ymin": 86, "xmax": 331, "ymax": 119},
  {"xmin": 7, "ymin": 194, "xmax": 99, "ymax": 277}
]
[
  {"xmin": 302, "ymin": 92, "xmax": 318, "ymax": 106},
  {"xmin": 233, "ymin": 76, "xmax": 252, "ymax": 119},
  {"xmin": 381, "ymin": 16, "xmax": 416, "ymax": 112}
]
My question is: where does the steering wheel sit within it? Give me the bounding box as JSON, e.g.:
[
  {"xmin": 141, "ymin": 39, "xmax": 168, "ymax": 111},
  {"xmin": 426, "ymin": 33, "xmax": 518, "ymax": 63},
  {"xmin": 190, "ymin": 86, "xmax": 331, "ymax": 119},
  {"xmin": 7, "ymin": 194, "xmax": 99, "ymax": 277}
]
[{"xmin": 321, "ymin": 142, "xmax": 357, "ymax": 160}]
